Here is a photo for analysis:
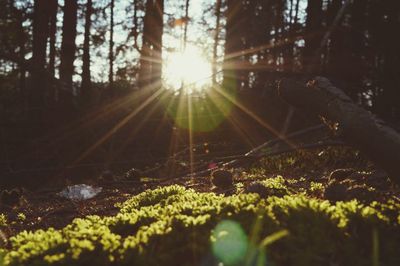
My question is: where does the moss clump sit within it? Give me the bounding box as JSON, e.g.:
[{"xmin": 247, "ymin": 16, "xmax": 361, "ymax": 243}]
[
  {"xmin": 0, "ymin": 214, "xmax": 7, "ymax": 227},
  {"xmin": 2, "ymin": 185, "xmax": 400, "ymax": 266}
]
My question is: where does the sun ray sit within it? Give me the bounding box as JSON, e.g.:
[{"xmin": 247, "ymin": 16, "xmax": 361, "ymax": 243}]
[
  {"xmin": 206, "ymin": 88, "xmax": 256, "ymax": 148},
  {"xmin": 187, "ymin": 95, "xmax": 195, "ymax": 175},
  {"xmin": 167, "ymin": 89, "xmax": 188, "ymax": 159},
  {"xmin": 104, "ymin": 89, "xmax": 171, "ymax": 165},
  {"xmin": 213, "ymin": 84, "xmax": 298, "ymax": 150},
  {"xmin": 68, "ymin": 85, "xmax": 164, "ymax": 169}
]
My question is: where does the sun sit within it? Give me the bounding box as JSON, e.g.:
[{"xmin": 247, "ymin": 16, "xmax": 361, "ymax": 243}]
[{"xmin": 163, "ymin": 45, "xmax": 212, "ymax": 93}]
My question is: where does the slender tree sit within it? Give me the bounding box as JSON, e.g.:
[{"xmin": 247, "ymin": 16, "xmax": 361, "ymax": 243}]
[
  {"xmin": 9, "ymin": 1, "xmax": 27, "ymax": 102},
  {"xmin": 138, "ymin": 0, "xmax": 164, "ymax": 89},
  {"xmin": 212, "ymin": 0, "xmax": 222, "ymax": 84},
  {"xmin": 48, "ymin": 0, "xmax": 57, "ymax": 77},
  {"xmin": 59, "ymin": 0, "xmax": 78, "ymax": 107},
  {"xmin": 304, "ymin": 0, "xmax": 323, "ymax": 72},
  {"xmin": 48, "ymin": 0, "xmax": 58, "ymax": 103},
  {"xmin": 109, "ymin": 0, "xmax": 114, "ymax": 89},
  {"xmin": 222, "ymin": 0, "xmax": 245, "ymax": 92},
  {"xmin": 150, "ymin": 0, "xmax": 164, "ymax": 86},
  {"xmin": 81, "ymin": 0, "xmax": 92, "ymax": 102},
  {"xmin": 183, "ymin": 0, "xmax": 190, "ymax": 48},
  {"xmin": 31, "ymin": 0, "xmax": 50, "ymax": 118}
]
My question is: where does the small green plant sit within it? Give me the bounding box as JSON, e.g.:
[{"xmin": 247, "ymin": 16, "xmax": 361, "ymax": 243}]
[
  {"xmin": 17, "ymin": 213, "xmax": 26, "ymax": 222},
  {"xmin": 0, "ymin": 214, "xmax": 7, "ymax": 227},
  {"xmin": 310, "ymin": 182, "xmax": 324, "ymax": 193}
]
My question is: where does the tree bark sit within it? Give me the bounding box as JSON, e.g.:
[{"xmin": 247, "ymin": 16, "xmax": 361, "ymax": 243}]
[
  {"xmin": 150, "ymin": 0, "xmax": 163, "ymax": 86},
  {"xmin": 138, "ymin": 0, "xmax": 164, "ymax": 89},
  {"xmin": 31, "ymin": 0, "xmax": 50, "ymax": 120},
  {"xmin": 48, "ymin": 0, "xmax": 57, "ymax": 77},
  {"xmin": 278, "ymin": 76, "xmax": 400, "ymax": 184},
  {"xmin": 109, "ymin": 0, "xmax": 114, "ymax": 89},
  {"xmin": 82, "ymin": 0, "xmax": 92, "ymax": 103},
  {"xmin": 212, "ymin": 0, "xmax": 222, "ymax": 85},
  {"xmin": 304, "ymin": 0, "xmax": 323, "ymax": 72},
  {"xmin": 48, "ymin": 0, "xmax": 58, "ymax": 103},
  {"xmin": 222, "ymin": 0, "xmax": 245, "ymax": 92},
  {"xmin": 59, "ymin": 0, "xmax": 78, "ymax": 108}
]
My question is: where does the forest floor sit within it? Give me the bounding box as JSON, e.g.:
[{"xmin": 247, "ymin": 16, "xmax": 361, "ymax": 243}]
[
  {"xmin": 2, "ymin": 146, "xmax": 399, "ymax": 236},
  {"xmin": 1, "ymin": 145, "xmax": 400, "ymax": 265}
]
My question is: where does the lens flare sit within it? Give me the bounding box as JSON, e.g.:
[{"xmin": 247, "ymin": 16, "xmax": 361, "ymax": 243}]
[{"xmin": 211, "ymin": 220, "xmax": 248, "ymax": 265}]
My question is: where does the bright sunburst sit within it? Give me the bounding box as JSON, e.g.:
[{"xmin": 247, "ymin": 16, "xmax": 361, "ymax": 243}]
[{"xmin": 163, "ymin": 45, "xmax": 212, "ymax": 93}]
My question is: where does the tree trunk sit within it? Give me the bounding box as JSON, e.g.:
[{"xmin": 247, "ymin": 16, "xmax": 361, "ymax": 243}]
[
  {"xmin": 150, "ymin": 0, "xmax": 163, "ymax": 86},
  {"xmin": 48, "ymin": 0, "xmax": 57, "ymax": 77},
  {"xmin": 48, "ymin": 0, "xmax": 58, "ymax": 103},
  {"xmin": 212, "ymin": 0, "xmax": 222, "ymax": 85},
  {"xmin": 304, "ymin": 0, "xmax": 323, "ymax": 72},
  {"xmin": 109, "ymin": 0, "xmax": 114, "ymax": 90},
  {"xmin": 59, "ymin": 0, "xmax": 78, "ymax": 108},
  {"xmin": 11, "ymin": 3, "xmax": 27, "ymax": 107},
  {"xmin": 222, "ymin": 0, "xmax": 245, "ymax": 92},
  {"xmin": 183, "ymin": 0, "xmax": 190, "ymax": 48},
  {"xmin": 138, "ymin": 0, "xmax": 164, "ymax": 89},
  {"xmin": 278, "ymin": 76, "xmax": 400, "ymax": 185},
  {"xmin": 82, "ymin": 0, "xmax": 92, "ymax": 103},
  {"xmin": 31, "ymin": 0, "xmax": 50, "ymax": 120}
]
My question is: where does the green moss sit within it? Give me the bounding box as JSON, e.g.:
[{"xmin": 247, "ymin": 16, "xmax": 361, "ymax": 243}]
[
  {"xmin": 17, "ymin": 213, "xmax": 26, "ymax": 222},
  {"xmin": 2, "ymin": 185, "xmax": 400, "ymax": 266},
  {"xmin": 258, "ymin": 176, "xmax": 291, "ymax": 197},
  {"xmin": 0, "ymin": 214, "xmax": 7, "ymax": 227},
  {"xmin": 310, "ymin": 182, "xmax": 324, "ymax": 193}
]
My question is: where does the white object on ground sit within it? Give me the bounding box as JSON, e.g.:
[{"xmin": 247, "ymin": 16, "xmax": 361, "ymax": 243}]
[{"xmin": 57, "ymin": 184, "xmax": 102, "ymax": 200}]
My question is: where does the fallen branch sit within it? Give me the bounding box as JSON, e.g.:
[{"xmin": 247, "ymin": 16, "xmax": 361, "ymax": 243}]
[{"xmin": 278, "ymin": 76, "xmax": 400, "ymax": 185}]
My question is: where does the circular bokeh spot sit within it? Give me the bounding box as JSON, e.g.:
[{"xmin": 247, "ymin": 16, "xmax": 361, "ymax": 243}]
[
  {"xmin": 162, "ymin": 88, "xmax": 235, "ymax": 132},
  {"xmin": 211, "ymin": 220, "xmax": 248, "ymax": 265}
]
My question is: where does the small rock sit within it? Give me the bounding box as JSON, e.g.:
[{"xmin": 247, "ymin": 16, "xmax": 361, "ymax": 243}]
[
  {"xmin": 211, "ymin": 169, "xmax": 233, "ymax": 188},
  {"xmin": 324, "ymin": 181, "xmax": 348, "ymax": 202},
  {"xmin": 245, "ymin": 182, "xmax": 268, "ymax": 197},
  {"xmin": 0, "ymin": 189, "xmax": 21, "ymax": 207}
]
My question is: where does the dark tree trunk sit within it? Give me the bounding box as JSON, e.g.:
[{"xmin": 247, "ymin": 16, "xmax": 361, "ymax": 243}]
[
  {"xmin": 325, "ymin": 0, "xmax": 345, "ymax": 78},
  {"xmin": 132, "ymin": 0, "xmax": 139, "ymax": 50},
  {"xmin": 150, "ymin": 0, "xmax": 164, "ymax": 87},
  {"xmin": 82, "ymin": 0, "xmax": 92, "ymax": 103},
  {"xmin": 379, "ymin": 0, "xmax": 400, "ymax": 119},
  {"xmin": 274, "ymin": 0, "xmax": 286, "ymax": 71},
  {"xmin": 109, "ymin": 0, "xmax": 114, "ymax": 90},
  {"xmin": 31, "ymin": 0, "xmax": 50, "ymax": 120},
  {"xmin": 59, "ymin": 0, "xmax": 78, "ymax": 108},
  {"xmin": 48, "ymin": 0, "xmax": 57, "ymax": 77},
  {"xmin": 11, "ymin": 3, "xmax": 27, "ymax": 105},
  {"xmin": 138, "ymin": 0, "xmax": 164, "ymax": 89},
  {"xmin": 304, "ymin": 0, "xmax": 323, "ymax": 72},
  {"xmin": 48, "ymin": 0, "xmax": 58, "ymax": 103},
  {"xmin": 294, "ymin": 0, "xmax": 300, "ymax": 24},
  {"xmin": 183, "ymin": 0, "xmax": 190, "ymax": 48},
  {"xmin": 212, "ymin": 0, "xmax": 222, "ymax": 84},
  {"xmin": 222, "ymin": 0, "xmax": 245, "ymax": 92},
  {"xmin": 138, "ymin": 0, "xmax": 153, "ymax": 88}
]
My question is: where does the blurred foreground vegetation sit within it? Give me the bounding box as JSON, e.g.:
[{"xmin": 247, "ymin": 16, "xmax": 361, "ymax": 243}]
[{"xmin": 1, "ymin": 182, "xmax": 399, "ymax": 266}]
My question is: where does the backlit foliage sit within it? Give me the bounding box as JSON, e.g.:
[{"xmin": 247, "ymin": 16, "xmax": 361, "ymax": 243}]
[{"xmin": 2, "ymin": 184, "xmax": 399, "ymax": 266}]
